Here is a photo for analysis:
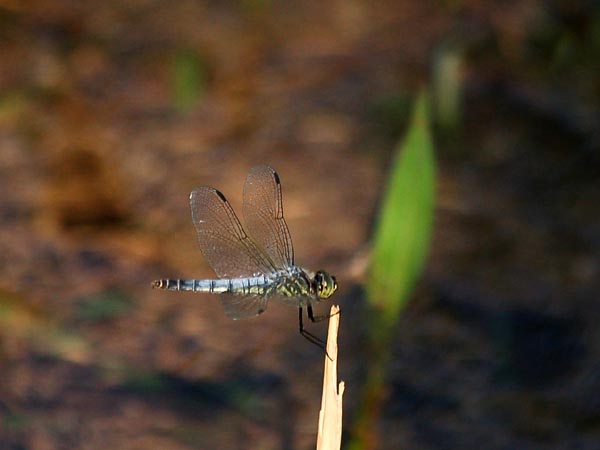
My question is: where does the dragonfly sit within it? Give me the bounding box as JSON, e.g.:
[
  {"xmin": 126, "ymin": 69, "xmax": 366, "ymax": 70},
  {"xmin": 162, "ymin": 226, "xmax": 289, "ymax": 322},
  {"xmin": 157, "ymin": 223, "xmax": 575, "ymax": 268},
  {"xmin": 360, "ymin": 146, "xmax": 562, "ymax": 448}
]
[{"xmin": 152, "ymin": 165, "xmax": 338, "ymax": 349}]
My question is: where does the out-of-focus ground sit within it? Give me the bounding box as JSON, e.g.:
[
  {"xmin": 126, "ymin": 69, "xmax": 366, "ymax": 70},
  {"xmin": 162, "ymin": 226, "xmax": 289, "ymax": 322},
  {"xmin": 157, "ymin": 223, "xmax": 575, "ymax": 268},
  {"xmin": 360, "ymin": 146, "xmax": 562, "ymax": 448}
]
[{"xmin": 1, "ymin": 1, "xmax": 599, "ymax": 449}]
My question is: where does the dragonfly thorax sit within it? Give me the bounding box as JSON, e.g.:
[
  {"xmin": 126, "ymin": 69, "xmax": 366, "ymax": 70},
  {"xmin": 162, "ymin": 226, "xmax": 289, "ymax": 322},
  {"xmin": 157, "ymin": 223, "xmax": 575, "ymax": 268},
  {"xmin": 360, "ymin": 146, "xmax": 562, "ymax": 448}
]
[{"xmin": 269, "ymin": 266, "xmax": 336, "ymax": 302}]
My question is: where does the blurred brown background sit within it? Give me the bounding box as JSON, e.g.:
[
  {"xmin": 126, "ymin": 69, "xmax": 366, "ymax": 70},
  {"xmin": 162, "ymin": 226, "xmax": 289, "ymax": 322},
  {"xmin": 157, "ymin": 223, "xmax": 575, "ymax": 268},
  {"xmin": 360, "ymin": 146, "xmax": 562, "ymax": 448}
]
[{"xmin": 1, "ymin": 1, "xmax": 599, "ymax": 449}]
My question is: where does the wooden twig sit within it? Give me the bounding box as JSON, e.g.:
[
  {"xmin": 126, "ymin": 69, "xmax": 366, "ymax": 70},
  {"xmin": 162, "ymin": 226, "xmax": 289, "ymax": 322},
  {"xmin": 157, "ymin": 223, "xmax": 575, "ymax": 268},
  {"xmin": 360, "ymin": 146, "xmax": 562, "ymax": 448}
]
[{"xmin": 316, "ymin": 305, "xmax": 345, "ymax": 450}]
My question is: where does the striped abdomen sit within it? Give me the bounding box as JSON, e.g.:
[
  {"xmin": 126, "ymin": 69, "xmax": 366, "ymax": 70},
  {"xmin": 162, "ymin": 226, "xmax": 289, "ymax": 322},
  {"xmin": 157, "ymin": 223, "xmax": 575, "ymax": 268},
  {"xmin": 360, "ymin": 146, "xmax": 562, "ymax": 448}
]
[{"xmin": 152, "ymin": 276, "xmax": 270, "ymax": 295}]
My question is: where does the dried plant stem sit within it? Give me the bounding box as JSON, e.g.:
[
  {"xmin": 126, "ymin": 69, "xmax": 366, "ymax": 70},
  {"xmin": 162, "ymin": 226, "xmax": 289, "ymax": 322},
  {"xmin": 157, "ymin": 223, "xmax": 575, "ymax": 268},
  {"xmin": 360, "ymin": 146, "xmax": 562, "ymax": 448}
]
[{"xmin": 316, "ymin": 305, "xmax": 345, "ymax": 450}]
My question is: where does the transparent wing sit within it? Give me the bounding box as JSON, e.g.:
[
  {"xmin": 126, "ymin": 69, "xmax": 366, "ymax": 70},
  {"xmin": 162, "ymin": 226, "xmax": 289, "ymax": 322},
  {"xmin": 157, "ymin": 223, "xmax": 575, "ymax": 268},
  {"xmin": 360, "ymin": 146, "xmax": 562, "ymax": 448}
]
[
  {"xmin": 190, "ymin": 187, "xmax": 277, "ymax": 278},
  {"xmin": 242, "ymin": 165, "xmax": 294, "ymax": 270},
  {"xmin": 270, "ymin": 293, "xmax": 314, "ymax": 308},
  {"xmin": 219, "ymin": 293, "xmax": 269, "ymax": 320}
]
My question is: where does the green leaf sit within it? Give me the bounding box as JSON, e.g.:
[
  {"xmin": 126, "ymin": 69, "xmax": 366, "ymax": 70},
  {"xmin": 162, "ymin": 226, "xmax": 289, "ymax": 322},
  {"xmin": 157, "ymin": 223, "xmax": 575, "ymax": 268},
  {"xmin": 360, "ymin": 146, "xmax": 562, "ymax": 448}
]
[{"xmin": 367, "ymin": 91, "xmax": 436, "ymax": 321}]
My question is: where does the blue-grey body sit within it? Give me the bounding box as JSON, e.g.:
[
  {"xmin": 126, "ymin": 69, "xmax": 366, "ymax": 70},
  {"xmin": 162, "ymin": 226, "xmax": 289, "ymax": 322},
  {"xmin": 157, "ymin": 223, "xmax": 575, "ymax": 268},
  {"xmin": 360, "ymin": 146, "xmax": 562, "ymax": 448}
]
[{"xmin": 155, "ymin": 264, "xmax": 320, "ymax": 302}]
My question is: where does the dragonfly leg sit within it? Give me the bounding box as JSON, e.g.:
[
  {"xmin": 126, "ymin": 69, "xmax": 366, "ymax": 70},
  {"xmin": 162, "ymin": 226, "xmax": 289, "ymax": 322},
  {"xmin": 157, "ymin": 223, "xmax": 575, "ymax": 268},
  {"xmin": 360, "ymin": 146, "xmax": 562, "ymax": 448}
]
[
  {"xmin": 307, "ymin": 305, "xmax": 340, "ymax": 323},
  {"xmin": 298, "ymin": 307, "xmax": 326, "ymax": 350}
]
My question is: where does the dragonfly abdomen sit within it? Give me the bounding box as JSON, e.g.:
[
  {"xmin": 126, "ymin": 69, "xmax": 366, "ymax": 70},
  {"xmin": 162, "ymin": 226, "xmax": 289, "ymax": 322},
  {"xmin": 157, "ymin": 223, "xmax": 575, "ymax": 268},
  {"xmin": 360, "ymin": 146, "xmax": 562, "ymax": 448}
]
[{"xmin": 152, "ymin": 276, "xmax": 270, "ymax": 295}]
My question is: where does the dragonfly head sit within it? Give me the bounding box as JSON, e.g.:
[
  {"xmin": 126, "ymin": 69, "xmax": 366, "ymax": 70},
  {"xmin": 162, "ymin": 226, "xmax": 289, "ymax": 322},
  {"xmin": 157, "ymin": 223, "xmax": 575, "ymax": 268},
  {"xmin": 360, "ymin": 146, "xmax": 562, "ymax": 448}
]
[{"xmin": 314, "ymin": 270, "xmax": 338, "ymax": 300}]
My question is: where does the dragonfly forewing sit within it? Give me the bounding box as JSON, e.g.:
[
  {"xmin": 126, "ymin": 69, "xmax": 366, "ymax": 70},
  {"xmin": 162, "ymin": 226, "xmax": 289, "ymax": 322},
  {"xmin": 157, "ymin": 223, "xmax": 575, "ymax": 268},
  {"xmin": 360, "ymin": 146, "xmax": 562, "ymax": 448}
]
[
  {"xmin": 243, "ymin": 165, "xmax": 295, "ymax": 269},
  {"xmin": 190, "ymin": 186, "xmax": 276, "ymax": 278}
]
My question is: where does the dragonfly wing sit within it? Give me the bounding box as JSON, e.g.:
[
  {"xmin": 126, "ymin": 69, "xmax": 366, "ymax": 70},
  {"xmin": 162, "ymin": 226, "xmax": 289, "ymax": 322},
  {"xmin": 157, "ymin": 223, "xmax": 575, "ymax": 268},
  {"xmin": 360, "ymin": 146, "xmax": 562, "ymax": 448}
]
[
  {"xmin": 190, "ymin": 187, "xmax": 276, "ymax": 278},
  {"xmin": 270, "ymin": 293, "xmax": 314, "ymax": 308},
  {"xmin": 242, "ymin": 165, "xmax": 294, "ymax": 270},
  {"xmin": 219, "ymin": 293, "xmax": 269, "ymax": 319}
]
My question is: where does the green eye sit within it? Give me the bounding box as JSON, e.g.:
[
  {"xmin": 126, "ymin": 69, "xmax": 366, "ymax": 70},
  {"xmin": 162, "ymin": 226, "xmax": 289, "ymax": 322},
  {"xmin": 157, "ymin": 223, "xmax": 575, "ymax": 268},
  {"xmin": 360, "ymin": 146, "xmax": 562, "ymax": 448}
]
[{"xmin": 314, "ymin": 270, "xmax": 338, "ymax": 299}]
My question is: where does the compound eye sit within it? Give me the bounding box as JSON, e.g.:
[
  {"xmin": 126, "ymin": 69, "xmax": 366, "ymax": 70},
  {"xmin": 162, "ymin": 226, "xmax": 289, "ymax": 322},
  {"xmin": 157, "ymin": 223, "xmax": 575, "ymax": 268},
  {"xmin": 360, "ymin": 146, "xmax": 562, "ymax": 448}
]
[
  {"xmin": 315, "ymin": 274, "xmax": 324, "ymax": 293},
  {"xmin": 314, "ymin": 270, "xmax": 336, "ymax": 299},
  {"xmin": 318, "ymin": 281, "xmax": 325, "ymax": 294}
]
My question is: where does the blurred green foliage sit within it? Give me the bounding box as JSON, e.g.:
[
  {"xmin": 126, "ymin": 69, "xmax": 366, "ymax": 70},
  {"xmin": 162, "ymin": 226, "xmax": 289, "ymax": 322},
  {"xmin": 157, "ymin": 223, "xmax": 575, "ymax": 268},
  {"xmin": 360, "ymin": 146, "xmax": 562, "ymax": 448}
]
[
  {"xmin": 74, "ymin": 290, "xmax": 132, "ymax": 322},
  {"xmin": 369, "ymin": 91, "xmax": 412, "ymax": 140},
  {"xmin": 240, "ymin": 0, "xmax": 271, "ymax": 13},
  {"xmin": 121, "ymin": 369, "xmax": 168, "ymax": 393},
  {"xmin": 432, "ymin": 45, "xmax": 463, "ymax": 134},
  {"xmin": 172, "ymin": 49, "xmax": 208, "ymax": 112},
  {"xmin": 0, "ymin": 289, "xmax": 90, "ymax": 364},
  {"xmin": 2, "ymin": 412, "xmax": 29, "ymax": 431}
]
